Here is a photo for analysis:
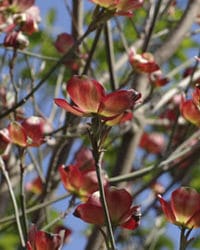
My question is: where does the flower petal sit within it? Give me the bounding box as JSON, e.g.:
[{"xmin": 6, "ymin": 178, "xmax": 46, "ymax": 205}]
[
  {"xmin": 192, "ymin": 85, "xmax": 200, "ymax": 108},
  {"xmin": 105, "ymin": 111, "xmax": 133, "ymax": 126},
  {"xmin": 54, "ymin": 98, "xmax": 84, "ymax": 116},
  {"xmin": 139, "ymin": 132, "xmax": 165, "ymax": 154},
  {"xmin": 171, "ymin": 187, "xmax": 200, "ymax": 226},
  {"xmin": 59, "ymin": 165, "xmax": 83, "ymax": 193},
  {"xmin": 27, "ymin": 225, "xmax": 63, "ymax": 250},
  {"xmin": 26, "ymin": 176, "xmax": 43, "ymax": 194},
  {"xmin": 74, "ymin": 203, "xmax": 104, "ymax": 225},
  {"xmin": 121, "ymin": 217, "xmax": 139, "ymax": 230},
  {"xmin": 8, "ymin": 121, "xmax": 27, "ymax": 147},
  {"xmin": 186, "ymin": 209, "xmax": 200, "ymax": 228},
  {"xmin": 105, "ymin": 187, "xmax": 132, "ymax": 223},
  {"xmin": 81, "ymin": 170, "xmax": 107, "ymax": 197},
  {"xmin": 21, "ymin": 116, "xmax": 51, "ymax": 147},
  {"xmin": 99, "ymin": 89, "xmax": 141, "ymax": 117},
  {"xmin": 180, "ymin": 97, "xmax": 200, "ymax": 126},
  {"xmin": 116, "ymin": 0, "xmax": 144, "ymax": 12},
  {"xmin": 158, "ymin": 194, "xmax": 176, "ymax": 224},
  {"xmin": 120, "ymin": 205, "xmax": 141, "ymax": 229},
  {"xmin": 67, "ymin": 75, "xmax": 105, "ymax": 114},
  {"xmin": 54, "ymin": 33, "xmax": 74, "ymax": 54},
  {"xmin": 35, "ymin": 231, "xmax": 62, "ymax": 250},
  {"xmin": 90, "ymin": 0, "xmax": 119, "ymax": 9}
]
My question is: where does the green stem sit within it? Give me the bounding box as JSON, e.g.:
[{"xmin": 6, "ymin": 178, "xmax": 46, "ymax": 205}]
[
  {"xmin": 142, "ymin": 0, "xmax": 163, "ymax": 52},
  {"xmin": 88, "ymin": 116, "xmax": 116, "ymax": 250},
  {"xmin": 89, "ymin": 119, "xmax": 116, "ymax": 250},
  {"xmin": 179, "ymin": 227, "xmax": 186, "ymax": 250},
  {"xmin": 95, "ymin": 150, "xmax": 116, "ymax": 250},
  {"xmin": 98, "ymin": 227, "xmax": 111, "ymax": 250},
  {"xmin": 104, "ymin": 21, "xmax": 117, "ymax": 91},
  {"xmin": 81, "ymin": 25, "xmax": 103, "ymax": 75},
  {"xmin": 0, "ymin": 157, "xmax": 25, "ymax": 247},
  {"xmin": 109, "ymin": 165, "xmax": 155, "ymax": 184},
  {"xmin": 19, "ymin": 150, "xmax": 28, "ymax": 241}
]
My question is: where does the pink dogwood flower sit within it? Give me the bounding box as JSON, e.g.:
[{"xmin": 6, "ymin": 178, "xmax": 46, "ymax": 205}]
[
  {"xmin": 26, "ymin": 176, "xmax": 43, "ymax": 194},
  {"xmin": 54, "ymin": 33, "xmax": 74, "ymax": 54},
  {"xmin": 129, "ymin": 48, "xmax": 160, "ymax": 73},
  {"xmin": 74, "ymin": 186, "xmax": 141, "ymax": 230},
  {"xmin": 8, "ymin": 116, "xmax": 52, "ymax": 147},
  {"xmin": 59, "ymin": 164, "xmax": 108, "ymax": 201},
  {"xmin": 158, "ymin": 187, "xmax": 200, "ymax": 229},
  {"xmin": 139, "ymin": 132, "xmax": 166, "ymax": 154},
  {"xmin": 54, "ymin": 75, "xmax": 141, "ymax": 126},
  {"xmin": 180, "ymin": 95, "xmax": 200, "ymax": 127},
  {"xmin": 192, "ymin": 84, "xmax": 200, "ymax": 109},
  {"xmin": 27, "ymin": 225, "xmax": 63, "ymax": 250}
]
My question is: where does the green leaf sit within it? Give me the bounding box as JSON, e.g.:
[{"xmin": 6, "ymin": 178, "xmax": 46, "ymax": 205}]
[
  {"xmin": 0, "ymin": 234, "xmax": 19, "ymax": 250},
  {"xmin": 46, "ymin": 8, "xmax": 57, "ymax": 26}
]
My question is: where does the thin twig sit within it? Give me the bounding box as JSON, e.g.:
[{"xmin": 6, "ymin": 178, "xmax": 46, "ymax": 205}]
[
  {"xmin": 104, "ymin": 21, "xmax": 118, "ymax": 90},
  {"xmin": 0, "ymin": 156, "xmax": 25, "ymax": 248},
  {"xmin": 0, "ymin": 193, "xmax": 71, "ymax": 224},
  {"xmin": 19, "ymin": 150, "xmax": 28, "ymax": 242}
]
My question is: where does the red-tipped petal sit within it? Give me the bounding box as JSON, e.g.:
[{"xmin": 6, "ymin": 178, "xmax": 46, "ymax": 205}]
[
  {"xmin": 105, "ymin": 187, "xmax": 132, "ymax": 223},
  {"xmin": 26, "ymin": 176, "xmax": 43, "ymax": 194},
  {"xmin": 171, "ymin": 187, "xmax": 200, "ymax": 226},
  {"xmin": 74, "ymin": 203, "xmax": 104, "ymax": 225},
  {"xmin": 59, "ymin": 165, "xmax": 83, "ymax": 193},
  {"xmin": 28, "ymin": 225, "xmax": 62, "ymax": 250},
  {"xmin": 120, "ymin": 205, "xmax": 141, "ymax": 229},
  {"xmin": 54, "ymin": 33, "xmax": 74, "ymax": 54},
  {"xmin": 105, "ymin": 111, "xmax": 133, "ymax": 126},
  {"xmin": 116, "ymin": 0, "xmax": 144, "ymax": 12},
  {"xmin": 90, "ymin": 0, "xmax": 119, "ymax": 9},
  {"xmin": 180, "ymin": 98, "xmax": 200, "ymax": 126},
  {"xmin": 158, "ymin": 194, "xmax": 176, "ymax": 224},
  {"xmin": 22, "ymin": 116, "xmax": 51, "ymax": 147},
  {"xmin": 67, "ymin": 75, "xmax": 105, "ymax": 113},
  {"xmin": 186, "ymin": 209, "xmax": 200, "ymax": 228},
  {"xmin": 8, "ymin": 121, "xmax": 27, "ymax": 147},
  {"xmin": 54, "ymin": 98, "xmax": 85, "ymax": 116},
  {"xmin": 121, "ymin": 217, "xmax": 139, "ymax": 230},
  {"xmin": 99, "ymin": 89, "xmax": 141, "ymax": 117},
  {"xmin": 192, "ymin": 85, "xmax": 200, "ymax": 108},
  {"xmin": 139, "ymin": 132, "xmax": 165, "ymax": 154},
  {"xmin": 35, "ymin": 231, "xmax": 62, "ymax": 250}
]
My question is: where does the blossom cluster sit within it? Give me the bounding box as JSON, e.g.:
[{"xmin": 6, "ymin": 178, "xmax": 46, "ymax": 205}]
[
  {"xmin": 58, "ymin": 146, "xmax": 141, "ymax": 230},
  {"xmin": 159, "ymin": 187, "xmax": 200, "ymax": 229},
  {"xmin": 0, "ymin": 0, "xmax": 41, "ymax": 48},
  {"xmin": 129, "ymin": 48, "xmax": 168, "ymax": 87},
  {"xmin": 0, "ymin": 116, "xmax": 52, "ymax": 154},
  {"xmin": 180, "ymin": 84, "xmax": 200, "ymax": 127}
]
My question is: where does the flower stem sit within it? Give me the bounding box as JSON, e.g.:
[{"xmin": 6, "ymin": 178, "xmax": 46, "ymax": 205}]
[
  {"xmin": 89, "ymin": 118, "xmax": 116, "ymax": 250},
  {"xmin": 95, "ymin": 150, "xmax": 116, "ymax": 250},
  {"xmin": 0, "ymin": 156, "xmax": 25, "ymax": 248},
  {"xmin": 179, "ymin": 227, "xmax": 186, "ymax": 250}
]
